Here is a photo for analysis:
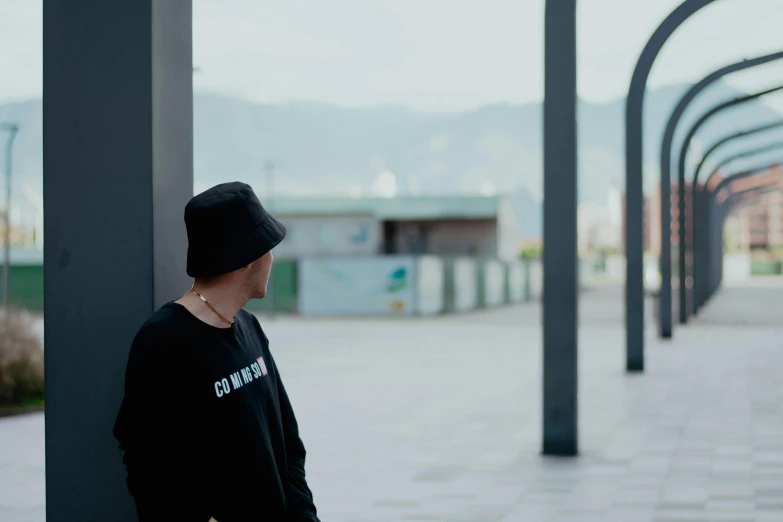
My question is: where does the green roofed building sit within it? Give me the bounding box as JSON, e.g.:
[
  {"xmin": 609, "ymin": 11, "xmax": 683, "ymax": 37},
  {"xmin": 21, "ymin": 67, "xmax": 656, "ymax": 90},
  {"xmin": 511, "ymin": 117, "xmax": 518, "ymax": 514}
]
[{"xmin": 266, "ymin": 194, "xmax": 518, "ymax": 261}]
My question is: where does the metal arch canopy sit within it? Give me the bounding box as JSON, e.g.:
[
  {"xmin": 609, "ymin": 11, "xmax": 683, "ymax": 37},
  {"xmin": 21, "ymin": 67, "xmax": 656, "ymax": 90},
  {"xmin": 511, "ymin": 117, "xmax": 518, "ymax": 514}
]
[
  {"xmin": 693, "ymin": 143, "xmax": 783, "ymax": 310},
  {"xmin": 679, "ymin": 85, "xmax": 783, "ymax": 193},
  {"xmin": 689, "ymin": 119, "xmax": 783, "ymax": 309},
  {"xmin": 625, "ymin": 0, "xmax": 720, "ymax": 371},
  {"xmin": 676, "ymin": 83, "xmax": 783, "ymax": 322},
  {"xmin": 700, "ymin": 163, "xmax": 783, "ymax": 305},
  {"xmin": 541, "ymin": 0, "xmax": 722, "ymax": 452},
  {"xmin": 657, "ymin": 51, "xmax": 783, "ymax": 338}
]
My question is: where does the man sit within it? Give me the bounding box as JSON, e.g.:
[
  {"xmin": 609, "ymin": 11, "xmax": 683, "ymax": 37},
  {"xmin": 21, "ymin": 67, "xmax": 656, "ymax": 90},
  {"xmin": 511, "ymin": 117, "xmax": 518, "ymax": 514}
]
[{"xmin": 113, "ymin": 182, "xmax": 320, "ymax": 522}]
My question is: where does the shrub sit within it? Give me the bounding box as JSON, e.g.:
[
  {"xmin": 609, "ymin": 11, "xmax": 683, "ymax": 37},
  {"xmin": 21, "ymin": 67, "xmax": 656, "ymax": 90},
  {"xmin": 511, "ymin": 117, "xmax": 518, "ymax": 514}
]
[
  {"xmin": 0, "ymin": 307, "xmax": 44, "ymax": 406},
  {"xmin": 520, "ymin": 243, "xmax": 543, "ymax": 260}
]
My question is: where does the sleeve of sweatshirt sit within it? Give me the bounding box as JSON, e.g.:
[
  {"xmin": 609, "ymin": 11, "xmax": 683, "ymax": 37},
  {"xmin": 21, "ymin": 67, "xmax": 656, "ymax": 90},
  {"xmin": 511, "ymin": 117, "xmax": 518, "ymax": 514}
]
[
  {"xmin": 113, "ymin": 326, "xmax": 213, "ymax": 522},
  {"xmin": 270, "ymin": 356, "xmax": 320, "ymax": 522}
]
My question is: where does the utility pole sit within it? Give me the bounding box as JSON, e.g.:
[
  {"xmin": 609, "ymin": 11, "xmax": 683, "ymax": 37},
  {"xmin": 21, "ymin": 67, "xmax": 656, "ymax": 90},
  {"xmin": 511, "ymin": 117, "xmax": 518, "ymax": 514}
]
[
  {"xmin": 265, "ymin": 161, "xmax": 276, "ymax": 318},
  {"xmin": 2, "ymin": 123, "xmax": 19, "ymax": 309},
  {"xmin": 21, "ymin": 184, "xmax": 43, "ymax": 249}
]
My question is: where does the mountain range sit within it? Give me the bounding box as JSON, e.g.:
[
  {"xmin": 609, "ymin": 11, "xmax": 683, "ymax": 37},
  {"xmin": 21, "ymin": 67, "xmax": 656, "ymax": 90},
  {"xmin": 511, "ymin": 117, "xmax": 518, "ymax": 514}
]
[{"xmin": 1, "ymin": 81, "xmax": 781, "ymax": 238}]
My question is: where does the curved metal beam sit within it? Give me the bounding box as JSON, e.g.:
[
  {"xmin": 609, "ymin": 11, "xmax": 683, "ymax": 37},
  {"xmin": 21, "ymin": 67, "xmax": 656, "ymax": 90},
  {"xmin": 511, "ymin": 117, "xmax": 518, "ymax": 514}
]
[
  {"xmin": 730, "ymin": 183, "xmax": 779, "ymax": 199},
  {"xmin": 705, "ymin": 158, "xmax": 783, "ymax": 199},
  {"xmin": 625, "ymin": 0, "xmax": 719, "ymax": 371},
  {"xmin": 700, "ymin": 141, "xmax": 783, "ymax": 195},
  {"xmin": 657, "ymin": 51, "xmax": 783, "ymax": 337},
  {"xmin": 692, "ymin": 119, "xmax": 783, "ymax": 189},
  {"xmin": 676, "ymin": 83, "xmax": 783, "ymax": 323},
  {"xmin": 712, "ymin": 162, "xmax": 783, "ymax": 195},
  {"xmin": 682, "ymin": 87, "xmax": 783, "ymax": 194}
]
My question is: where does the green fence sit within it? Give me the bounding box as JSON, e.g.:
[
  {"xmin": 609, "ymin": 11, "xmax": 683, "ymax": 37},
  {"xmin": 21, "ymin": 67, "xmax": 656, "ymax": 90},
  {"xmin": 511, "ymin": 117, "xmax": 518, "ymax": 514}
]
[
  {"xmin": 750, "ymin": 259, "xmax": 782, "ymax": 276},
  {"xmin": 3, "ymin": 255, "xmax": 578, "ymax": 316},
  {"xmin": 2, "ymin": 260, "xmax": 298, "ymax": 315},
  {"xmin": 245, "ymin": 259, "xmax": 298, "ymax": 314},
  {"xmin": 6, "ymin": 264, "xmax": 44, "ymax": 311}
]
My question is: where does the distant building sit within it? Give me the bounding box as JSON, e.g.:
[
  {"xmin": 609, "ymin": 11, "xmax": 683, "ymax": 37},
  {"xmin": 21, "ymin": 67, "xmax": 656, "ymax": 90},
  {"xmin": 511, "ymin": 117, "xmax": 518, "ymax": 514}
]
[{"xmin": 266, "ymin": 195, "xmax": 518, "ymax": 261}]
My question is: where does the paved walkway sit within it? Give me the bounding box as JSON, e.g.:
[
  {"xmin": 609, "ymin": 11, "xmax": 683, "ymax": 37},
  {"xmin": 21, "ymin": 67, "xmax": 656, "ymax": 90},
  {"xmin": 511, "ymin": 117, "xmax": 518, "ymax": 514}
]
[{"xmin": 1, "ymin": 285, "xmax": 782, "ymax": 521}]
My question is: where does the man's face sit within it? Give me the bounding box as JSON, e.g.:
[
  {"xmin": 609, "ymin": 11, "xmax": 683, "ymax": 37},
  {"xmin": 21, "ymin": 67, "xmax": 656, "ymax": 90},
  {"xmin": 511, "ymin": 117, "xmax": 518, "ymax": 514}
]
[{"xmin": 244, "ymin": 250, "xmax": 274, "ymax": 299}]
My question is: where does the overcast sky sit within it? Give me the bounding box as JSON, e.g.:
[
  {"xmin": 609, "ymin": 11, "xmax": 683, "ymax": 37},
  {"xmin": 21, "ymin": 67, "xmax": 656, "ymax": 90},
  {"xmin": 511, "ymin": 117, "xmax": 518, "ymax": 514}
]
[{"xmin": 1, "ymin": 0, "xmax": 783, "ymax": 111}]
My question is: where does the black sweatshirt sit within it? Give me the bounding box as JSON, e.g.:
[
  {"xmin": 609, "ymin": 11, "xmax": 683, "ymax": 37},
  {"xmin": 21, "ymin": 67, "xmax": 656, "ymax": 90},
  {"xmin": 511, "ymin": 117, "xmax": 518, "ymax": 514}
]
[{"xmin": 113, "ymin": 302, "xmax": 320, "ymax": 522}]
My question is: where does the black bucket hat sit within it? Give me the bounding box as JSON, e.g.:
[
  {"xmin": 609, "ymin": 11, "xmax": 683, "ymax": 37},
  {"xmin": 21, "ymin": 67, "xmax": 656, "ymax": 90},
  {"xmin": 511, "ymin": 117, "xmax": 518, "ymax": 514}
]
[{"xmin": 184, "ymin": 182, "xmax": 286, "ymax": 278}]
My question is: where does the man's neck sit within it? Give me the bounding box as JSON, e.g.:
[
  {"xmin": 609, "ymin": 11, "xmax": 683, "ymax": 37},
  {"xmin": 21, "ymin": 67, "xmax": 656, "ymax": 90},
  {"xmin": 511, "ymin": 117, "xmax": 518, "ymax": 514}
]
[{"xmin": 177, "ymin": 282, "xmax": 248, "ymax": 328}]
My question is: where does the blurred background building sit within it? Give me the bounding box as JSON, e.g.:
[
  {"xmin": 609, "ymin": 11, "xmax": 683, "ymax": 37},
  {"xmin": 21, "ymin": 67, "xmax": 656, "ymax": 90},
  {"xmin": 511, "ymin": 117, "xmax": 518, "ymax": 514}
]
[{"xmin": 270, "ymin": 194, "xmax": 518, "ymax": 261}]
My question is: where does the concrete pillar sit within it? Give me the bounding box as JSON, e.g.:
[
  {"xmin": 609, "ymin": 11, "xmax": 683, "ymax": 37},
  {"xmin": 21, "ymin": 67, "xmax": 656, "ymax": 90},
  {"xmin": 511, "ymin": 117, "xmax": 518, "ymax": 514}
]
[{"xmin": 43, "ymin": 2, "xmax": 193, "ymax": 520}]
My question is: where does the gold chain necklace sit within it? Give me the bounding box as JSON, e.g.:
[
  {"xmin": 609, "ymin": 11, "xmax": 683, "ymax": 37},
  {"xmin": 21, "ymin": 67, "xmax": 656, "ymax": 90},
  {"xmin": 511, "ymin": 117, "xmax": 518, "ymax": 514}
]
[{"xmin": 190, "ymin": 285, "xmax": 234, "ymax": 326}]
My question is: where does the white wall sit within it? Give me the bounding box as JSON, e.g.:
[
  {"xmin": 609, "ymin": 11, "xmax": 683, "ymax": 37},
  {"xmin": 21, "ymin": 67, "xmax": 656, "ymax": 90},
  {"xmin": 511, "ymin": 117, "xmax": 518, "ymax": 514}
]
[
  {"xmin": 496, "ymin": 196, "xmax": 519, "ymax": 262},
  {"xmin": 723, "ymin": 253, "xmax": 751, "ymax": 285},
  {"xmin": 483, "ymin": 260, "xmax": 505, "ymax": 306},
  {"xmin": 529, "ymin": 259, "xmax": 543, "ymax": 300},
  {"xmin": 579, "ymin": 256, "xmax": 596, "ymax": 288},
  {"xmin": 299, "ymin": 256, "xmax": 416, "ymax": 315},
  {"xmin": 508, "ymin": 261, "xmax": 525, "ymax": 302},
  {"xmin": 592, "ymin": 254, "xmax": 657, "ymax": 285},
  {"xmin": 606, "ymin": 255, "xmax": 626, "ymax": 281},
  {"xmin": 275, "ymin": 215, "xmax": 381, "ymax": 258},
  {"xmin": 416, "ymin": 256, "xmax": 445, "ymax": 315},
  {"xmin": 454, "ymin": 258, "xmax": 478, "ymax": 311}
]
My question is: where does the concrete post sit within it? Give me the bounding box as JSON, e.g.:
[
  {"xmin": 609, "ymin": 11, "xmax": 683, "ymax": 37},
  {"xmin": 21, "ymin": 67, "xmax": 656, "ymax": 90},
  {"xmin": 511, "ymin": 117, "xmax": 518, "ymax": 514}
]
[{"xmin": 43, "ymin": 2, "xmax": 193, "ymax": 519}]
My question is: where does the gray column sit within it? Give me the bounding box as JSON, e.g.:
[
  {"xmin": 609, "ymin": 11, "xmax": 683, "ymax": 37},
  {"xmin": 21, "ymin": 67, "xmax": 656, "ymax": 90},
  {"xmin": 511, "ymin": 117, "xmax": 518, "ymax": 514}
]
[
  {"xmin": 696, "ymin": 188, "xmax": 709, "ymax": 311},
  {"xmin": 708, "ymin": 195, "xmax": 717, "ymax": 298},
  {"xmin": 692, "ymin": 189, "xmax": 700, "ymax": 312},
  {"xmin": 543, "ymin": 0, "xmax": 578, "ymax": 457},
  {"xmin": 697, "ymin": 189, "xmax": 710, "ymax": 311},
  {"xmin": 678, "ymin": 177, "xmax": 689, "ymax": 323},
  {"xmin": 718, "ymin": 201, "xmax": 729, "ymax": 289},
  {"xmin": 43, "ymin": 2, "xmax": 193, "ymax": 520},
  {"xmin": 711, "ymin": 195, "xmax": 719, "ymax": 298},
  {"xmin": 714, "ymin": 197, "xmax": 724, "ymax": 296}
]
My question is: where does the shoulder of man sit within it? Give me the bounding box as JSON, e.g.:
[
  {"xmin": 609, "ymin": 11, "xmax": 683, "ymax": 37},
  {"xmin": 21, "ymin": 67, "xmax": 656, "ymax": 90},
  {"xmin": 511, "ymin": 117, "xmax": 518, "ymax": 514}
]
[
  {"xmin": 237, "ymin": 307, "xmax": 269, "ymax": 343},
  {"xmin": 127, "ymin": 304, "xmax": 187, "ymax": 363}
]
